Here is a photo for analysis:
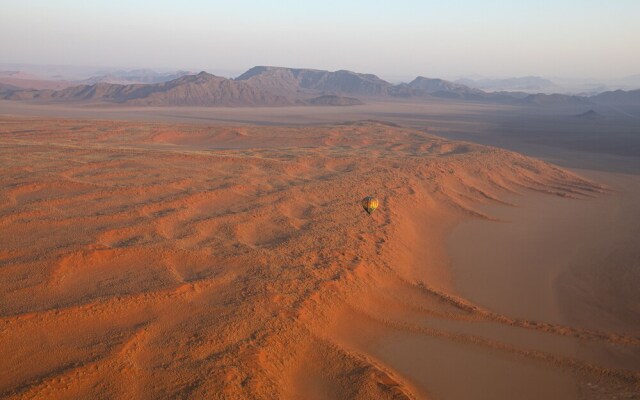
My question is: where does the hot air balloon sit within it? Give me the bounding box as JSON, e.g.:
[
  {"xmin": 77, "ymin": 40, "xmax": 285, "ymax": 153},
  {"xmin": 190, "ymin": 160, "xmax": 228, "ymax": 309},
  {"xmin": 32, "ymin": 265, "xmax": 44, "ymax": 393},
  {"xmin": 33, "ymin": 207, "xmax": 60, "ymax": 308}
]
[{"xmin": 361, "ymin": 196, "xmax": 379, "ymax": 215}]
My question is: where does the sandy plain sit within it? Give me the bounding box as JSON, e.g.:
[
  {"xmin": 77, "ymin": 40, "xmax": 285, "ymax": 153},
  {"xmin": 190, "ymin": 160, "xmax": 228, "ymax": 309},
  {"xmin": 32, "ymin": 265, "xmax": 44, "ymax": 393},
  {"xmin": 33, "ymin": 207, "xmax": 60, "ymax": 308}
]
[{"xmin": 0, "ymin": 99, "xmax": 639, "ymax": 399}]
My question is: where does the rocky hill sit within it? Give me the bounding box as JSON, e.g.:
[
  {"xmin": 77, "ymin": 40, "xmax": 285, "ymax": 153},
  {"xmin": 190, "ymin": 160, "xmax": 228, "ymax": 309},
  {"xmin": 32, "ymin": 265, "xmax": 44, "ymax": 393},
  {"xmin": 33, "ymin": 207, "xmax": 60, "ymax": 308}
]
[{"xmin": 3, "ymin": 66, "xmax": 640, "ymax": 108}]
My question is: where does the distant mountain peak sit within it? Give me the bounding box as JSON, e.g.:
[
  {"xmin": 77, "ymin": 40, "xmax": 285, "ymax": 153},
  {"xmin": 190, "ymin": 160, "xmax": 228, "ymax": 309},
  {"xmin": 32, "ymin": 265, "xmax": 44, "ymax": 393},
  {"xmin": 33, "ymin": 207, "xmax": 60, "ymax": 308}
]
[
  {"xmin": 406, "ymin": 76, "xmax": 482, "ymax": 95},
  {"xmin": 456, "ymin": 76, "xmax": 558, "ymax": 93},
  {"xmin": 4, "ymin": 66, "xmax": 640, "ymax": 108},
  {"xmin": 591, "ymin": 88, "xmax": 640, "ymax": 105},
  {"xmin": 574, "ymin": 109, "xmax": 603, "ymax": 119},
  {"xmin": 236, "ymin": 66, "xmax": 280, "ymax": 80},
  {"xmin": 233, "ymin": 66, "xmax": 391, "ymax": 96}
]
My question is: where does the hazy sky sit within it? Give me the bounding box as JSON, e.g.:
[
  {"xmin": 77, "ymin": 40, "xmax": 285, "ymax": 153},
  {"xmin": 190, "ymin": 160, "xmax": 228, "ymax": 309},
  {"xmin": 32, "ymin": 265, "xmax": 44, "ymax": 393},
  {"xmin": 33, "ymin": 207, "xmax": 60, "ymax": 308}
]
[{"xmin": 1, "ymin": 0, "xmax": 639, "ymax": 80}]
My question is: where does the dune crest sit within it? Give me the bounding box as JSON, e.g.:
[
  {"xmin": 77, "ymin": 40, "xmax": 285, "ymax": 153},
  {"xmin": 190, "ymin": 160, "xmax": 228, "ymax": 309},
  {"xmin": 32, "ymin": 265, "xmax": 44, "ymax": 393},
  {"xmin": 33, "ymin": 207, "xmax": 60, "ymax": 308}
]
[{"xmin": 2, "ymin": 118, "xmax": 637, "ymax": 400}]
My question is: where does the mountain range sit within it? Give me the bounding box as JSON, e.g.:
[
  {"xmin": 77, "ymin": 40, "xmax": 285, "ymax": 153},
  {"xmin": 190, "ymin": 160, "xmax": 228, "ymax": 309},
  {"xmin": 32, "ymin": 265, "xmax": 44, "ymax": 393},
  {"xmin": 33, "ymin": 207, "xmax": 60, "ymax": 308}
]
[
  {"xmin": 456, "ymin": 76, "xmax": 559, "ymax": 93},
  {"xmin": 1, "ymin": 66, "xmax": 639, "ymax": 108},
  {"xmin": 79, "ymin": 69, "xmax": 193, "ymax": 85}
]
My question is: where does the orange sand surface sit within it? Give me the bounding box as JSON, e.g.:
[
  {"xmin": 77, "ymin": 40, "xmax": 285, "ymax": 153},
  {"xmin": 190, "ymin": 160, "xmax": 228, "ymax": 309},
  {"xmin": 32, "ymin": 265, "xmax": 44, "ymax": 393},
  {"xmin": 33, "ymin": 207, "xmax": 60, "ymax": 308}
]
[{"xmin": 0, "ymin": 117, "xmax": 638, "ymax": 399}]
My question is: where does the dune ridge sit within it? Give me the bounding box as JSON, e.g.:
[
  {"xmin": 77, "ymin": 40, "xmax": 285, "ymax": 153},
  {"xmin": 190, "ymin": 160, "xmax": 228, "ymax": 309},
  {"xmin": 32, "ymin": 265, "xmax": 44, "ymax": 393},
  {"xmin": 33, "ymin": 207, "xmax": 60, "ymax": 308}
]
[{"xmin": 1, "ymin": 118, "xmax": 637, "ymax": 399}]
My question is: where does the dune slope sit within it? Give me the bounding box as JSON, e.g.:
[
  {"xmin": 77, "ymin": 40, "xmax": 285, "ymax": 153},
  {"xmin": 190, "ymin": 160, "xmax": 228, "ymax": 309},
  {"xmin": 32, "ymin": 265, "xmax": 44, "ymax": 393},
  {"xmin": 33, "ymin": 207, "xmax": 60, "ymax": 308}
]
[{"xmin": 0, "ymin": 118, "xmax": 637, "ymax": 399}]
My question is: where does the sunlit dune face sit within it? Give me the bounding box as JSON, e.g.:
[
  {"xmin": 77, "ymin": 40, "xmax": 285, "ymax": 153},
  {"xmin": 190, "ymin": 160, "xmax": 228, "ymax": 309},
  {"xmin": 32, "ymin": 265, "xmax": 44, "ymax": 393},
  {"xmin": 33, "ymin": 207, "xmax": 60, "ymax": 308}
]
[{"xmin": 2, "ymin": 118, "xmax": 636, "ymax": 400}]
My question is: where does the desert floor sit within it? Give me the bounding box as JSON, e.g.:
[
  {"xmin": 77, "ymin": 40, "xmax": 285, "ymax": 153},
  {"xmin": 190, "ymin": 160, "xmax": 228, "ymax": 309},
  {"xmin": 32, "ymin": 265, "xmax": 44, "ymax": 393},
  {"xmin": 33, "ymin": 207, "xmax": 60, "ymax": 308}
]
[{"xmin": 0, "ymin": 105, "xmax": 639, "ymax": 399}]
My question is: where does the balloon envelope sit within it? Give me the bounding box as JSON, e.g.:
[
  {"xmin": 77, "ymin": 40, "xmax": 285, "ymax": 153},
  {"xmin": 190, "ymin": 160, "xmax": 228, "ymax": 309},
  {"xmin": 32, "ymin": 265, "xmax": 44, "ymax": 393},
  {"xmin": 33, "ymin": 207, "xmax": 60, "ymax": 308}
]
[{"xmin": 361, "ymin": 196, "xmax": 379, "ymax": 214}]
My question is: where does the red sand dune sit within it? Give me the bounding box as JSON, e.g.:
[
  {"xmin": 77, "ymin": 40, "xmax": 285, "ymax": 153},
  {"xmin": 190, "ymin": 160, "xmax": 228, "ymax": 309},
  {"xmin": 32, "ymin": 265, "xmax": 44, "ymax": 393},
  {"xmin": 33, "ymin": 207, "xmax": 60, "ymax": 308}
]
[{"xmin": 0, "ymin": 118, "xmax": 637, "ymax": 399}]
